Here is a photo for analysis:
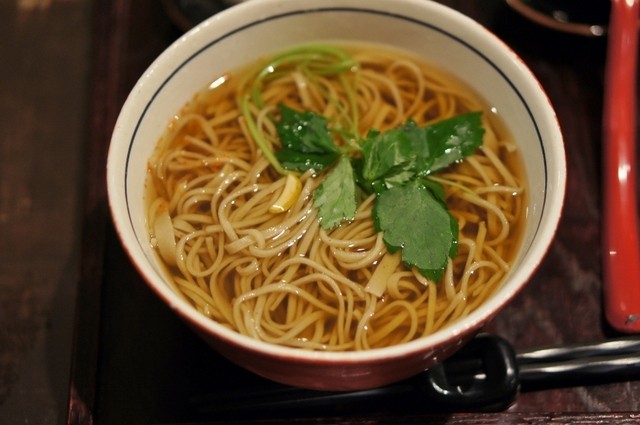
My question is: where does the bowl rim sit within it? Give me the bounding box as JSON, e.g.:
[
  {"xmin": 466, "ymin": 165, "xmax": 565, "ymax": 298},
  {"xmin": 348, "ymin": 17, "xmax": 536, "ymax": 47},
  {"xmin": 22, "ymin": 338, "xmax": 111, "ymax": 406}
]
[{"xmin": 107, "ymin": 0, "xmax": 566, "ymax": 364}]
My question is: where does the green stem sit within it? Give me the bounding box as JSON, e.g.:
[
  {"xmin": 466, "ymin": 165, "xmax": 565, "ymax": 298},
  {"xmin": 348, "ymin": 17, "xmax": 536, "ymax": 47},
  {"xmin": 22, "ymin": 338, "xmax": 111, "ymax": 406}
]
[
  {"xmin": 239, "ymin": 44, "xmax": 360, "ymax": 175},
  {"xmin": 240, "ymin": 94, "xmax": 287, "ymax": 175}
]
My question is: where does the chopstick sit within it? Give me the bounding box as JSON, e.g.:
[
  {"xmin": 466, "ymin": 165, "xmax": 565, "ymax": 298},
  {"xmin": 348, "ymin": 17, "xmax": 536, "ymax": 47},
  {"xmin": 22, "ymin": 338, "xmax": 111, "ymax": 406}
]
[
  {"xmin": 189, "ymin": 334, "xmax": 640, "ymax": 417},
  {"xmin": 601, "ymin": 0, "xmax": 640, "ymax": 332},
  {"xmin": 517, "ymin": 335, "xmax": 640, "ymax": 362},
  {"xmin": 515, "ymin": 336, "xmax": 640, "ymax": 388}
]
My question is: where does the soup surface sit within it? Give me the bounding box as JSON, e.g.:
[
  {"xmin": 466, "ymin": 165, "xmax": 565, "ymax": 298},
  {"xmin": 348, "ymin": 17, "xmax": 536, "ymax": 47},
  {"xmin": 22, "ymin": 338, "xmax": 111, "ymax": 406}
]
[{"xmin": 145, "ymin": 43, "xmax": 527, "ymax": 351}]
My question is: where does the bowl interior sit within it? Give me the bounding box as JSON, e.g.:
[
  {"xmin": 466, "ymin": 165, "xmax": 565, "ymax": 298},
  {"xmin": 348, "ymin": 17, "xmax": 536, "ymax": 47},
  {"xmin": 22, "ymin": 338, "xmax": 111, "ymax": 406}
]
[{"xmin": 107, "ymin": 0, "xmax": 565, "ymax": 362}]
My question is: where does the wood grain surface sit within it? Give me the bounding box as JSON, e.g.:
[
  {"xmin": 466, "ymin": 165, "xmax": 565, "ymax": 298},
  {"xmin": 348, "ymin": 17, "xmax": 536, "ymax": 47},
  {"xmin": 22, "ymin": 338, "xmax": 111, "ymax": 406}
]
[{"xmin": 0, "ymin": 1, "xmax": 90, "ymax": 423}]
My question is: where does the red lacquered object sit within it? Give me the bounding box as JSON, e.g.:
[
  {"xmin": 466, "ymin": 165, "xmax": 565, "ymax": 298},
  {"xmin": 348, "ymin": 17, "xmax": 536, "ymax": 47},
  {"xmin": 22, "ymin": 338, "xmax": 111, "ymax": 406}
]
[{"xmin": 603, "ymin": 0, "xmax": 640, "ymax": 333}]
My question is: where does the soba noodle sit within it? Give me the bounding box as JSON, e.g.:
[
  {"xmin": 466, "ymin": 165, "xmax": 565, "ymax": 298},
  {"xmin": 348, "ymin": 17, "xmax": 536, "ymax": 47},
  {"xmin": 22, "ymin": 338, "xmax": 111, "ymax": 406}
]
[{"xmin": 145, "ymin": 43, "xmax": 526, "ymax": 351}]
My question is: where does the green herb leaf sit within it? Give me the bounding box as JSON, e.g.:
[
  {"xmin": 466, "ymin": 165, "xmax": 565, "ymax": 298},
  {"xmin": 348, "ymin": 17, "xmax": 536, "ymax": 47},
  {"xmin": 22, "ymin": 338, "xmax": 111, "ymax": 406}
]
[
  {"xmin": 276, "ymin": 149, "xmax": 340, "ymax": 172},
  {"xmin": 419, "ymin": 177, "xmax": 447, "ymax": 206},
  {"xmin": 373, "ymin": 181, "xmax": 457, "ymax": 281},
  {"xmin": 359, "ymin": 123, "xmax": 421, "ymax": 191},
  {"xmin": 422, "ymin": 112, "xmax": 484, "ymax": 173},
  {"xmin": 360, "ymin": 113, "xmax": 484, "ymax": 192},
  {"xmin": 313, "ymin": 156, "xmax": 358, "ymax": 230},
  {"xmin": 270, "ymin": 103, "xmax": 483, "ymax": 281},
  {"xmin": 275, "ymin": 105, "xmax": 341, "ymax": 172}
]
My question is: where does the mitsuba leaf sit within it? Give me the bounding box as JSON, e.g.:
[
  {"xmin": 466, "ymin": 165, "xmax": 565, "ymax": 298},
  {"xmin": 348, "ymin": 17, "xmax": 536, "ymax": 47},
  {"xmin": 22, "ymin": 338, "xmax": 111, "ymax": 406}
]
[
  {"xmin": 271, "ymin": 106, "xmax": 483, "ymax": 281},
  {"xmin": 313, "ymin": 156, "xmax": 357, "ymax": 230},
  {"xmin": 277, "ymin": 104, "xmax": 339, "ymax": 153},
  {"xmin": 373, "ymin": 181, "xmax": 457, "ymax": 281},
  {"xmin": 360, "ymin": 113, "xmax": 484, "ymax": 192},
  {"xmin": 359, "ymin": 122, "xmax": 424, "ymax": 192},
  {"xmin": 274, "ymin": 105, "xmax": 341, "ymax": 172},
  {"xmin": 275, "ymin": 149, "xmax": 340, "ymax": 172},
  {"xmin": 420, "ymin": 112, "xmax": 484, "ymax": 174},
  {"xmin": 420, "ymin": 178, "xmax": 447, "ymax": 205}
]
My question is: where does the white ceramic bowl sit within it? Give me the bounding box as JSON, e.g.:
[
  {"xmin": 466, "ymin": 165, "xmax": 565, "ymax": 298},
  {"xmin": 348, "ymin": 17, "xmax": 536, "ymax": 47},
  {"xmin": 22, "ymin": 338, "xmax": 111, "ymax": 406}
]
[{"xmin": 107, "ymin": 0, "xmax": 566, "ymax": 391}]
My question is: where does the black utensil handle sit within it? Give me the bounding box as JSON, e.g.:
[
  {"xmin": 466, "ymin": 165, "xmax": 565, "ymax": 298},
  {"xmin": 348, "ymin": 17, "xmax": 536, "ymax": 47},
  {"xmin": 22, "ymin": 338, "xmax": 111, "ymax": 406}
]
[
  {"xmin": 517, "ymin": 336, "xmax": 640, "ymax": 365},
  {"xmin": 190, "ymin": 334, "xmax": 640, "ymax": 418},
  {"xmin": 192, "ymin": 334, "xmax": 522, "ymax": 416},
  {"xmin": 422, "ymin": 333, "xmax": 520, "ymax": 411},
  {"xmin": 519, "ymin": 353, "xmax": 640, "ymax": 388}
]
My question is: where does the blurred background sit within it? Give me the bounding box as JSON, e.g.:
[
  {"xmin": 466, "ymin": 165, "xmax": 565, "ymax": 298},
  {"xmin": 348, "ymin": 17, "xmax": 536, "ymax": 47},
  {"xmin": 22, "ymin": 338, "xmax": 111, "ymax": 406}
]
[{"xmin": 0, "ymin": 1, "xmax": 90, "ymax": 424}]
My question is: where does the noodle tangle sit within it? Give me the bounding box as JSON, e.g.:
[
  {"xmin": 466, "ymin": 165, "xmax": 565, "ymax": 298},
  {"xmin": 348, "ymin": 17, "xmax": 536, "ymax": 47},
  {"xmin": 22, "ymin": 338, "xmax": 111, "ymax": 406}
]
[{"xmin": 146, "ymin": 44, "xmax": 526, "ymax": 351}]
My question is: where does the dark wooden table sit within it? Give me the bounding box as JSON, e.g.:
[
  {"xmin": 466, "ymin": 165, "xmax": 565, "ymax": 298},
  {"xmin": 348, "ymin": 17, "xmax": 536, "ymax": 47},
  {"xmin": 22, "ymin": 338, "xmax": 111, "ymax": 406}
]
[
  {"xmin": 0, "ymin": 0, "xmax": 90, "ymax": 423},
  {"xmin": 62, "ymin": 0, "xmax": 640, "ymax": 423}
]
